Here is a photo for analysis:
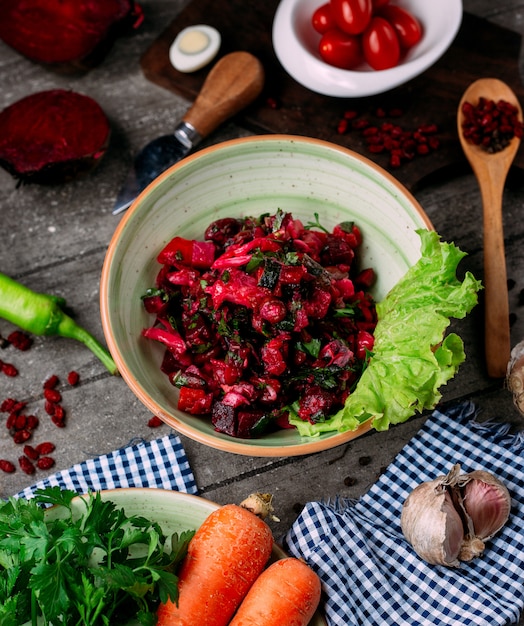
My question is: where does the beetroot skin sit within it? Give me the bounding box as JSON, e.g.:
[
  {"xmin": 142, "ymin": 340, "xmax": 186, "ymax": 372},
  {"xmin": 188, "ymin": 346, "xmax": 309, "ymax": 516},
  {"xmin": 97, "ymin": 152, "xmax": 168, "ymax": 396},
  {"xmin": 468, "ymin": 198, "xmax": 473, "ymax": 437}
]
[
  {"xmin": 0, "ymin": 0, "xmax": 143, "ymax": 72},
  {"xmin": 0, "ymin": 89, "xmax": 111, "ymax": 185}
]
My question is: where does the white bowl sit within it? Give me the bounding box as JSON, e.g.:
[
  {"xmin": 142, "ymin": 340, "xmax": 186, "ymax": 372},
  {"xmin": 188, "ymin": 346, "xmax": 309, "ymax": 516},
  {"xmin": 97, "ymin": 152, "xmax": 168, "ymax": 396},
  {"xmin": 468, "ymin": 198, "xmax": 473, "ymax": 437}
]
[
  {"xmin": 43, "ymin": 489, "xmax": 327, "ymax": 625},
  {"xmin": 272, "ymin": 0, "xmax": 463, "ymax": 97},
  {"xmin": 101, "ymin": 135, "xmax": 433, "ymax": 457}
]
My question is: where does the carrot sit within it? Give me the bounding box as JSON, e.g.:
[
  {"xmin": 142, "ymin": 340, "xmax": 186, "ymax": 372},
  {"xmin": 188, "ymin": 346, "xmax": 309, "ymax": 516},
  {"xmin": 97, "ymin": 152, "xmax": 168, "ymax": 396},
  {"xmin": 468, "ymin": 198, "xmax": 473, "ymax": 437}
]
[
  {"xmin": 228, "ymin": 557, "xmax": 322, "ymax": 626},
  {"xmin": 156, "ymin": 503, "xmax": 274, "ymax": 626}
]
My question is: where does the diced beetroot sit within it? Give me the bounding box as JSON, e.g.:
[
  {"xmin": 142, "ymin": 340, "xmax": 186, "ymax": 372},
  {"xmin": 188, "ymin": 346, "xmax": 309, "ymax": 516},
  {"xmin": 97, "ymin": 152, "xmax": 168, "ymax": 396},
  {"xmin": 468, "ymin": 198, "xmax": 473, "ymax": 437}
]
[
  {"xmin": 0, "ymin": 89, "xmax": 110, "ymax": 184},
  {"xmin": 298, "ymin": 385, "xmax": 336, "ymax": 423},
  {"xmin": 204, "ymin": 218, "xmax": 242, "ymax": 245},
  {"xmin": 0, "ymin": 0, "xmax": 143, "ymax": 72},
  {"xmin": 177, "ymin": 387, "xmax": 212, "ymax": 414},
  {"xmin": 192, "ymin": 240, "xmax": 217, "ymax": 269},
  {"xmin": 236, "ymin": 409, "xmax": 267, "ymax": 439},
  {"xmin": 279, "ymin": 265, "xmax": 309, "ymax": 284},
  {"xmin": 212, "ymin": 401, "xmax": 236, "ymax": 436},
  {"xmin": 261, "ymin": 336, "xmax": 289, "ymax": 376},
  {"xmin": 354, "ymin": 267, "xmax": 376, "ymax": 288},
  {"xmin": 210, "ymin": 359, "xmax": 244, "ymax": 385}
]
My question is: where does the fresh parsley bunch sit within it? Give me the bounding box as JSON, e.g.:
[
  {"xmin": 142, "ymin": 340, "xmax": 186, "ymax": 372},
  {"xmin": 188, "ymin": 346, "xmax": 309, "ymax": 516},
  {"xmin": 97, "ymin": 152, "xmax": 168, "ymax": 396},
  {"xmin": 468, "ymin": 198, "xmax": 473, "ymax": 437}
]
[{"xmin": 0, "ymin": 487, "xmax": 194, "ymax": 625}]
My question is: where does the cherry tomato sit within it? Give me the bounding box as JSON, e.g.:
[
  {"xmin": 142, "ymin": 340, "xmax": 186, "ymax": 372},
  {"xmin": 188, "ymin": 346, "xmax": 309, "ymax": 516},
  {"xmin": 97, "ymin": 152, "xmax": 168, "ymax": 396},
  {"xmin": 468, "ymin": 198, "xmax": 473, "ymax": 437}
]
[
  {"xmin": 378, "ymin": 5, "xmax": 422, "ymax": 48},
  {"xmin": 330, "ymin": 0, "xmax": 372, "ymax": 35},
  {"xmin": 312, "ymin": 2, "xmax": 337, "ymax": 34},
  {"xmin": 362, "ymin": 16, "xmax": 400, "ymax": 70},
  {"xmin": 319, "ymin": 28, "xmax": 363, "ymax": 69},
  {"xmin": 371, "ymin": 0, "xmax": 389, "ymax": 8}
]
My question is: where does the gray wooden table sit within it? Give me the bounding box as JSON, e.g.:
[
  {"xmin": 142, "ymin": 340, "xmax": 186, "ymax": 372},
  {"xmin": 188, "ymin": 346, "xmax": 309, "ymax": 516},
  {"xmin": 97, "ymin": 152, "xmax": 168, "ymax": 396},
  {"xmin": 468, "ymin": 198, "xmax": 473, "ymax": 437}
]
[{"xmin": 1, "ymin": 1, "xmax": 524, "ymax": 623}]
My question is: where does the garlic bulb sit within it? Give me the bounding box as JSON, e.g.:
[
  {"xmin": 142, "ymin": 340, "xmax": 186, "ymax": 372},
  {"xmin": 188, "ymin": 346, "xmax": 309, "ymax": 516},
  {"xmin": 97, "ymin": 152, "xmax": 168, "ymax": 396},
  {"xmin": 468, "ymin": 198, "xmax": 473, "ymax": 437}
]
[
  {"xmin": 401, "ymin": 464, "xmax": 510, "ymax": 567},
  {"xmin": 506, "ymin": 339, "xmax": 524, "ymax": 415}
]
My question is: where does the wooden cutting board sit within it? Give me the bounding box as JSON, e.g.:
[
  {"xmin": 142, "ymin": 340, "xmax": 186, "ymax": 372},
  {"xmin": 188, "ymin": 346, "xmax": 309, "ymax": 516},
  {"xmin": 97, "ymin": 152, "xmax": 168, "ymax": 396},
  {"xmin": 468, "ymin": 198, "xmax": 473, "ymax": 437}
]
[{"xmin": 140, "ymin": 2, "xmax": 524, "ymax": 191}]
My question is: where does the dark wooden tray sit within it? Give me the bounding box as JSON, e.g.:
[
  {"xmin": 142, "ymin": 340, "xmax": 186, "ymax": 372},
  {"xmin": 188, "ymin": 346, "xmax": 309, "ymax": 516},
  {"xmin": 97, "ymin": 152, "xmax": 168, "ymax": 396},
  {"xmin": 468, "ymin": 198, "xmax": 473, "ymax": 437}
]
[{"xmin": 141, "ymin": 2, "xmax": 524, "ymax": 191}]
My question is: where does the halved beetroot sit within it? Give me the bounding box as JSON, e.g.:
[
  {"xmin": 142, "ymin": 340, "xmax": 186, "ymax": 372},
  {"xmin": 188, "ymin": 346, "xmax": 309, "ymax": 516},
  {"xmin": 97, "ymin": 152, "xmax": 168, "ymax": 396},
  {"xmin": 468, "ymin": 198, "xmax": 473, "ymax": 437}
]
[
  {"xmin": 0, "ymin": 89, "xmax": 111, "ymax": 185},
  {"xmin": 0, "ymin": 0, "xmax": 143, "ymax": 72}
]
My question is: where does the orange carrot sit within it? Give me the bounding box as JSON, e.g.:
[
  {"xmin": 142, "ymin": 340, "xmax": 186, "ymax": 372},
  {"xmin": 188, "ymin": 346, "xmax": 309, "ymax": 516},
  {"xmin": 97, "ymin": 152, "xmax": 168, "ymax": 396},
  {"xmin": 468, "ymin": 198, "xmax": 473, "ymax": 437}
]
[
  {"xmin": 156, "ymin": 503, "xmax": 274, "ymax": 626},
  {"xmin": 228, "ymin": 557, "xmax": 322, "ymax": 626}
]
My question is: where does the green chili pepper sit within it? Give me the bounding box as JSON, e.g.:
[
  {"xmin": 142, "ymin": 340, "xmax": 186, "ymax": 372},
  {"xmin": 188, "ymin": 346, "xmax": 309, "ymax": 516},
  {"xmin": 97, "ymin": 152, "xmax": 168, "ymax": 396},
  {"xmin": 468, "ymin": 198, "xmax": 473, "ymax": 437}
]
[{"xmin": 0, "ymin": 271, "xmax": 118, "ymax": 375}]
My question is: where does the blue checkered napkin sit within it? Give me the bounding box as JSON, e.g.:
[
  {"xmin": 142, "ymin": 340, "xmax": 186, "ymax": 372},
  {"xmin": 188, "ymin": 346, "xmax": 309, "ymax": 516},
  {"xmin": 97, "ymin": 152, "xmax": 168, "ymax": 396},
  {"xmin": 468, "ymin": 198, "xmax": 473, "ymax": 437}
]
[
  {"xmin": 16, "ymin": 434, "xmax": 198, "ymax": 500},
  {"xmin": 284, "ymin": 402, "xmax": 524, "ymax": 626}
]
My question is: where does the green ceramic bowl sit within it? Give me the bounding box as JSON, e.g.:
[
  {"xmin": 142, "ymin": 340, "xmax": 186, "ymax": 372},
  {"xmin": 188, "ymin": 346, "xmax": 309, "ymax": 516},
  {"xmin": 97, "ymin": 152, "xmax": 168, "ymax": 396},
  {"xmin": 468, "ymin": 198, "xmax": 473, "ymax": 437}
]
[
  {"xmin": 101, "ymin": 135, "xmax": 433, "ymax": 456},
  {"xmin": 43, "ymin": 488, "xmax": 327, "ymax": 625}
]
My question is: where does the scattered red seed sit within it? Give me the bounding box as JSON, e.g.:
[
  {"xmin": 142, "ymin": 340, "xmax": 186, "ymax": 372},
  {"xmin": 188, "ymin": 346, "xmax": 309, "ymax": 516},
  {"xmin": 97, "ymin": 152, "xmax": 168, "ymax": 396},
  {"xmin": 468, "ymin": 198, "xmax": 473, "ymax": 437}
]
[
  {"xmin": 44, "ymin": 388, "xmax": 62, "ymax": 403},
  {"xmin": 335, "ymin": 108, "xmax": 440, "ymax": 168},
  {"xmin": 51, "ymin": 414, "xmax": 66, "ymax": 427},
  {"xmin": 43, "ymin": 374, "xmax": 60, "ymax": 389},
  {"xmin": 67, "ymin": 370, "xmax": 80, "ymax": 386},
  {"xmin": 1, "ymin": 361, "xmax": 18, "ymax": 377},
  {"xmin": 0, "ymin": 398, "xmax": 17, "ymax": 412},
  {"xmin": 0, "ymin": 459, "xmax": 16, "ymax": 473},
  {"xmin": 23, "ymin": 444, "xmax": 40, "ymax": 460},
  {"xmin": 7, "ymin": 330, "xmax": 32, "ymax": 351},
  {"xmin": 13, "ymin": 429, "xmax": 32, "ymax": 444},
  {"xmin": 18, "ymin": 455, "xmax": 36, "ymax": 475},
  {"xmin": 36, "ymin": 456, "xmax": 55, "ymax": 470},
  {"xmin": 35, "ymin": 441, "xmax": 55, "ymax": 455},
  {"xmin": 26, "ymin": 414, "xmax": 39, "ymax": 430},
  {"xmin": 148, "ymin": 415, "xmax": 163, "ymax": 428},
  {"xmin": 14, "ymin": 414, "xmax": 27, "ymax": 430}
]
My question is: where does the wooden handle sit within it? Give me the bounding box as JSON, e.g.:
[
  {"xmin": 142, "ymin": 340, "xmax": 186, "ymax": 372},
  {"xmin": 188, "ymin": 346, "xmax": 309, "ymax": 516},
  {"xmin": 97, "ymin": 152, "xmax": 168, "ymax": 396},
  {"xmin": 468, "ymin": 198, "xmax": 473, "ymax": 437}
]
[
  {"xmin": 183, "ymin": 51, "xmax": 264, "ymax": 138},
  {"xmin": 479, "ymin": 169, "xmax": 511, "ymax": 378}
]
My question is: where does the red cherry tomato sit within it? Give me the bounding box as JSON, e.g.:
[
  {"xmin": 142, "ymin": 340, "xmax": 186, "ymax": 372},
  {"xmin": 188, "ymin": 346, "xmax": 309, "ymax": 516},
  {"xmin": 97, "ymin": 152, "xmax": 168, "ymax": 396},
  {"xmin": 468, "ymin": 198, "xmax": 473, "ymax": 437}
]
[
  {"xmin": 362, "ymin": 16, "xmax": 400, "ymax": 70},
  {"xmin": 371, "ymin": 0, "xmax": 389, "ymax": 8},
  {"xmin": 319, "ymin": 28, "xmax": 363, "ymax": 69},
  {"xmin": 330, "ymin": 0, "xmax": 373, "ymax": 35},
  {"xmin": 312, "ymin": 3, "xmax": 337, "ymax": 34},
  {"xmin": 378, "ymin": 5, "xmax": 422, "ymax": 48}
]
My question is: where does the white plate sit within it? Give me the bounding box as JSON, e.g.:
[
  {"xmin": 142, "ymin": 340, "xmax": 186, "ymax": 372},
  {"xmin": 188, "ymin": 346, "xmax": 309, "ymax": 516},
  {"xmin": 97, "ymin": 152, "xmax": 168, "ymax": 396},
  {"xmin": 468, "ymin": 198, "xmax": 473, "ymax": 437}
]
[{"xmin": 272, "ymin": 0, "xmax": 463, "ymax": 97}]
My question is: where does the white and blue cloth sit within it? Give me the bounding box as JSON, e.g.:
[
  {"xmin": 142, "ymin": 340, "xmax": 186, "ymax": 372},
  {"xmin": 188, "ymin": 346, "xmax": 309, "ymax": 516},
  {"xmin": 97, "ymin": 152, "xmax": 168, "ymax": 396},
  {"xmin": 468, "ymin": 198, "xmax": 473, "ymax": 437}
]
[
  {"xmin": 284, "ymin": 402, "xmax": 524, "ymax": 626},
  {"xmin": 17, "ymin": 433, "xmax": 197, "ymax": 500}
]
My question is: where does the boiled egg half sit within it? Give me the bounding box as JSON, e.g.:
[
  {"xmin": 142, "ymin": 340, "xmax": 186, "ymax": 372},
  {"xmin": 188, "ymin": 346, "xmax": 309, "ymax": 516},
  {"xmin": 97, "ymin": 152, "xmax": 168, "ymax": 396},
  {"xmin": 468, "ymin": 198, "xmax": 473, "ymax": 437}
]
[{"xmin": 169, "ymin": 25, "xmax": 221, "ymax": 73}]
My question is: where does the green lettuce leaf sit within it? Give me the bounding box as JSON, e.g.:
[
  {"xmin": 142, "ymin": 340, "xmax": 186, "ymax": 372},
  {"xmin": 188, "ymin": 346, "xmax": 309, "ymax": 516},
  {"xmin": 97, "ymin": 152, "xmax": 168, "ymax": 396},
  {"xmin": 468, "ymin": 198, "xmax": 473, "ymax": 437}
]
[{"xmin": 291, "ymin": 229, "xmax": 482, "ymax": 436}]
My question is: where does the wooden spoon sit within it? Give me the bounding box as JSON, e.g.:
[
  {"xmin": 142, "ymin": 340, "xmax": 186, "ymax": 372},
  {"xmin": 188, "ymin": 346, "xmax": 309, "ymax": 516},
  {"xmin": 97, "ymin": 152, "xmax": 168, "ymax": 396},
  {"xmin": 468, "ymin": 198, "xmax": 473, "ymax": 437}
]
[{"xmin": 457, "ymin": 78, "xmax": 522, "ymax": 378}]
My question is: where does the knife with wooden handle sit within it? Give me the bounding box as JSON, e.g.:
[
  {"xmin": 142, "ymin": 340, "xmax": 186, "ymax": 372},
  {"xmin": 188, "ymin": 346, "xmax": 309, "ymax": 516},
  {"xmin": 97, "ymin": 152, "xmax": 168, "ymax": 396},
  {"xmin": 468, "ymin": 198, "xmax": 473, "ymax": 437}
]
[{"xmin": 113, "ymin": 51, "xmax": 265, "ymax": 215}]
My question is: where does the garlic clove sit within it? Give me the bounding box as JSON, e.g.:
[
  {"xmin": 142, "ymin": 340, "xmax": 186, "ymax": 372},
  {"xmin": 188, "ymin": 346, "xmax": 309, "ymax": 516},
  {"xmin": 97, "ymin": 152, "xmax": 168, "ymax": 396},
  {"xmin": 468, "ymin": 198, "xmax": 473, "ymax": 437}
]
[
  {"xmin": 400, "ymin": 479, "xmax": 464, "ymax": 567},
  {"xmin": 461, "ymin": 470, "xmax": 511, "ymax": 540}
]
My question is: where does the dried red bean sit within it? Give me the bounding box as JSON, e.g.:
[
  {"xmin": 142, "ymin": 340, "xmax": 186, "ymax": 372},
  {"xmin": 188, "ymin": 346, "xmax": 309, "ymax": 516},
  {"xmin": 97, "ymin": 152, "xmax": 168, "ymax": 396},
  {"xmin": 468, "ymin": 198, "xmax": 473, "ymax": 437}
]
[
  {"xmin": 51, "ymin": 414, "xmax": 66, "ymax": 427},
  {"xmin": 1, "ymin": 361, "xmax": 18, "ymax": 377},
  {"xmin": 26, "ymin": 414, "xmax": 39, "ymax": 430},
  {"xmin": 23, "ymin": 444, "xmax": 40, "ymax": 460},
  {"xmin": 52, "ymin": 405, "xmax": 65, "ymax": 421},
  {"xmin": 0, "ymin": 398, "xmax": 17, "ymax": 412},
  {"xmin": 6, "ymin": 413, "xmax": 17, "ymax": 429},
  {"xmin": 36, "ymin": 456, "xmax": 55, "ymax": 470},
  {"xmin": 67, "ymin": 370, "xmax": 80, "ymax": 386},
  {"xmin": 13, "ymin": 429, "xmax": 32, "ymax": 443},
  {"xmin": 0, "ymin": 459, "xmax": 16, "ymax": 473},
  {"xmin": 7, "ymin": 330, "xmax": 32, "ymax": 351},
  {"xmin": 18, "ymin": 455, "xmax": 35, "ymax": 475},
  {"xmin": 45, "ymin": 400, "xmax": 57, "ymax": 416},
  {"xmin": 148, "ymin": 415, "xmax": 163, "ymax": 428},
  {"xmin": 43, "ymin": 374, "xmax": 60, "ymax": 389},
  {"xmin": 44, "ymin": 388, "xmax": 62, "ymax": 403},
  {"xmin": 14, "ymin": 414, "xmax": 27, "ymax": 430},
  {"xmin": 461, "ymin": 97, "xmax": 524, "ymax": 153},
  {"xmin": 35, "ymin": 441, "xmax": 55, "ymax": 455}
]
